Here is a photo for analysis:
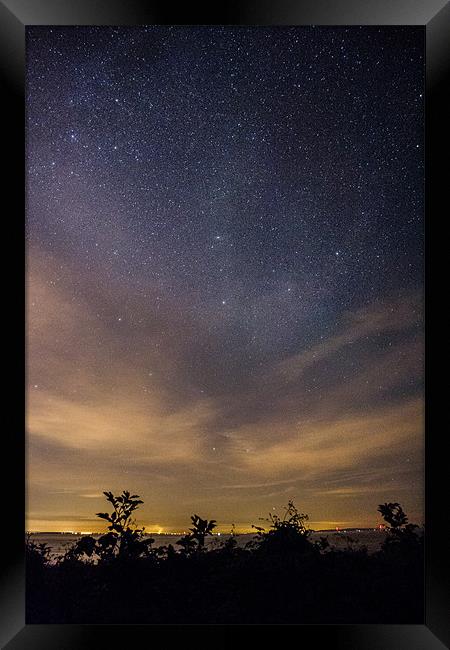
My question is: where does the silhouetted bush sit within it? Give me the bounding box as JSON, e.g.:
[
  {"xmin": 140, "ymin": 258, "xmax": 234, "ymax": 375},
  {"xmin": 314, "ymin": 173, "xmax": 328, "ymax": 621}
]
[
  {"xmin": 176, "ymin": 513, "xmax": 217, "ymax": 556},
  {"xmin": 377, "ymin": 502, "xmax": 423, "ymax": 555},
  {"xmin": 25, "ymin": 493, "xmax": 424, "ymax": 624}
]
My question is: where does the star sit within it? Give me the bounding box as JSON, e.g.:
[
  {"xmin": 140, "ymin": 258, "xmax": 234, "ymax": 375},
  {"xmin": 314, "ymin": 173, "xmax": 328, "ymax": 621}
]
[{"xmin": 26, "ymin": 24, "xmax": 424, "ymax": 536}]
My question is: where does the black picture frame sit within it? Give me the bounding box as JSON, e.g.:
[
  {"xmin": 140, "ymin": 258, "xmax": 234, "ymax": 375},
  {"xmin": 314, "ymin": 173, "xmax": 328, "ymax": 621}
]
[{"xmin": 1, "ymin": 0, "xmax": 448, "ymax": 647}]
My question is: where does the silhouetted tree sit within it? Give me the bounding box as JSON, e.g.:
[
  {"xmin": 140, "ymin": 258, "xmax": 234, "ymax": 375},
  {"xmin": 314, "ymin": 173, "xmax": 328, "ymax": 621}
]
[
  {"xmin": 60, "ymin": 534, "xmax": 97, "ymax": 563},
  {"xmin": 25, "ymin": 495, "xmax": 424, "ymax": 625},
  {"xmin": 378, "ymin": 502, "xmax": 408, "ymax": 528},
  {"xmin": 189, "ymin": 514, "xmax": 217, "ymax": 547},
  {"xmin": 25, "ymin": 534, "xmax": 52, "ymax": 570},
  {"xmin": 61, "ymin": 490, "xmax": 154, "ymax": 562},
  {"xmin": 250, "ymin": 500, "xmax": 316, "ymax": 557},
  {"xmin": 96, "ymin": 490, "xmax": 155, "ymax": 560},
  {"xmin": 377, "ymin": 502, "xmax": 421, "ymax": 553},
  {"xmin": 176, "ymin": 514, "xmax": 217, "ymax": 555},
  {"xmin": 176, "ymin": 533, "xmax": 198, "ymax": 556}
]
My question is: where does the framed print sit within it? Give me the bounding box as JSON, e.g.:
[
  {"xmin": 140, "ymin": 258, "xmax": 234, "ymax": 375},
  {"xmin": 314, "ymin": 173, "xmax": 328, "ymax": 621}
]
[{"xmin": 1, "ymin": 0, "xmax": 449, "ymax": 647}]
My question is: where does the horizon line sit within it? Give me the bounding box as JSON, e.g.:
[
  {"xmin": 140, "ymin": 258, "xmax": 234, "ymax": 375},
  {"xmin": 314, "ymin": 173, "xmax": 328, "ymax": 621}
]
[{"xmin": 26, "ymin": 525, "xmax": 391, "ymax": 535}]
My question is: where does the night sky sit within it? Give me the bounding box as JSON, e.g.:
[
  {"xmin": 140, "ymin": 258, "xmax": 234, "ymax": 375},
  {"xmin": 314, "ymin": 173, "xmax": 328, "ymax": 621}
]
[{"xmin": 26, "ymin": 26, "xmax": 424, "ymax": 533}]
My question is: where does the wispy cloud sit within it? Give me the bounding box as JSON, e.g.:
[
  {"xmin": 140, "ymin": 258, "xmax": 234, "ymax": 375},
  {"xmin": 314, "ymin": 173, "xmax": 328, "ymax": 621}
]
[{"xmin": 27, "ymin": 247, "xmax": 423, "ymax": 530}]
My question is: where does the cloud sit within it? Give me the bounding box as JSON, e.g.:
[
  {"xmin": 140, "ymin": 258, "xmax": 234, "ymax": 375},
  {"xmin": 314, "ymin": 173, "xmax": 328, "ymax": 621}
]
[
  {"xmin": 26, "ymin": 246, "xmax": 423, "ymax": 530},
  {"xmin": 273, "ymin": 290, "xmax": 422, "ymax": 383},
  {"xmin": 225, "ymin": 398, "xmax": 423, "ymax": 478}
]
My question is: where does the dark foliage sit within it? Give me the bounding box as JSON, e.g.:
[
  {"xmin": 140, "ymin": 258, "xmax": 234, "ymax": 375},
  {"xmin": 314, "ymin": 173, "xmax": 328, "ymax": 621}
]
[
  {"xmin": 26, "ymin": 493, "xmax": 424, "ymax": 624},
  {"xmin": 176, "ymin": 514, "xmax": 217, "ymax": 556},
  {"xmin": 377, "ymin": 502, "xmax": 423, "ymax": 555}
]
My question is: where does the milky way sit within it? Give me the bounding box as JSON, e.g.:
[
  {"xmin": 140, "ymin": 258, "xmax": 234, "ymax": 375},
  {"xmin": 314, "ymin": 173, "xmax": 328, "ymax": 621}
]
[{"xmin": 26, "ymin": 26, "xmax": 424, "ymax": 532}]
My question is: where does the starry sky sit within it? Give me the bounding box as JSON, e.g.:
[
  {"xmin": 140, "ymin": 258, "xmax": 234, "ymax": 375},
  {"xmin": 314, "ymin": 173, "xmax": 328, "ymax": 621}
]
[{"xmin": 26, "ymin": 26, "xmax": 424, "ymax": 533}]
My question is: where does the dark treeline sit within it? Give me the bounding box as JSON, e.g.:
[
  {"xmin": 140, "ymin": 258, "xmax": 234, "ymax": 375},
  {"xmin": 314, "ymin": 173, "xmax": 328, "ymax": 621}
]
[{"xmin": 26, "ymin": 491, "xmax": 423, "ymax": 624}]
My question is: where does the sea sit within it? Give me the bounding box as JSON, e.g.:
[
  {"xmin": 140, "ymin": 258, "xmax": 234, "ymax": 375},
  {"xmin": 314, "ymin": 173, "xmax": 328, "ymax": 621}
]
[{"xmin": 28, "ymin": 528, "xmax": 393, "ymax": 562}]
